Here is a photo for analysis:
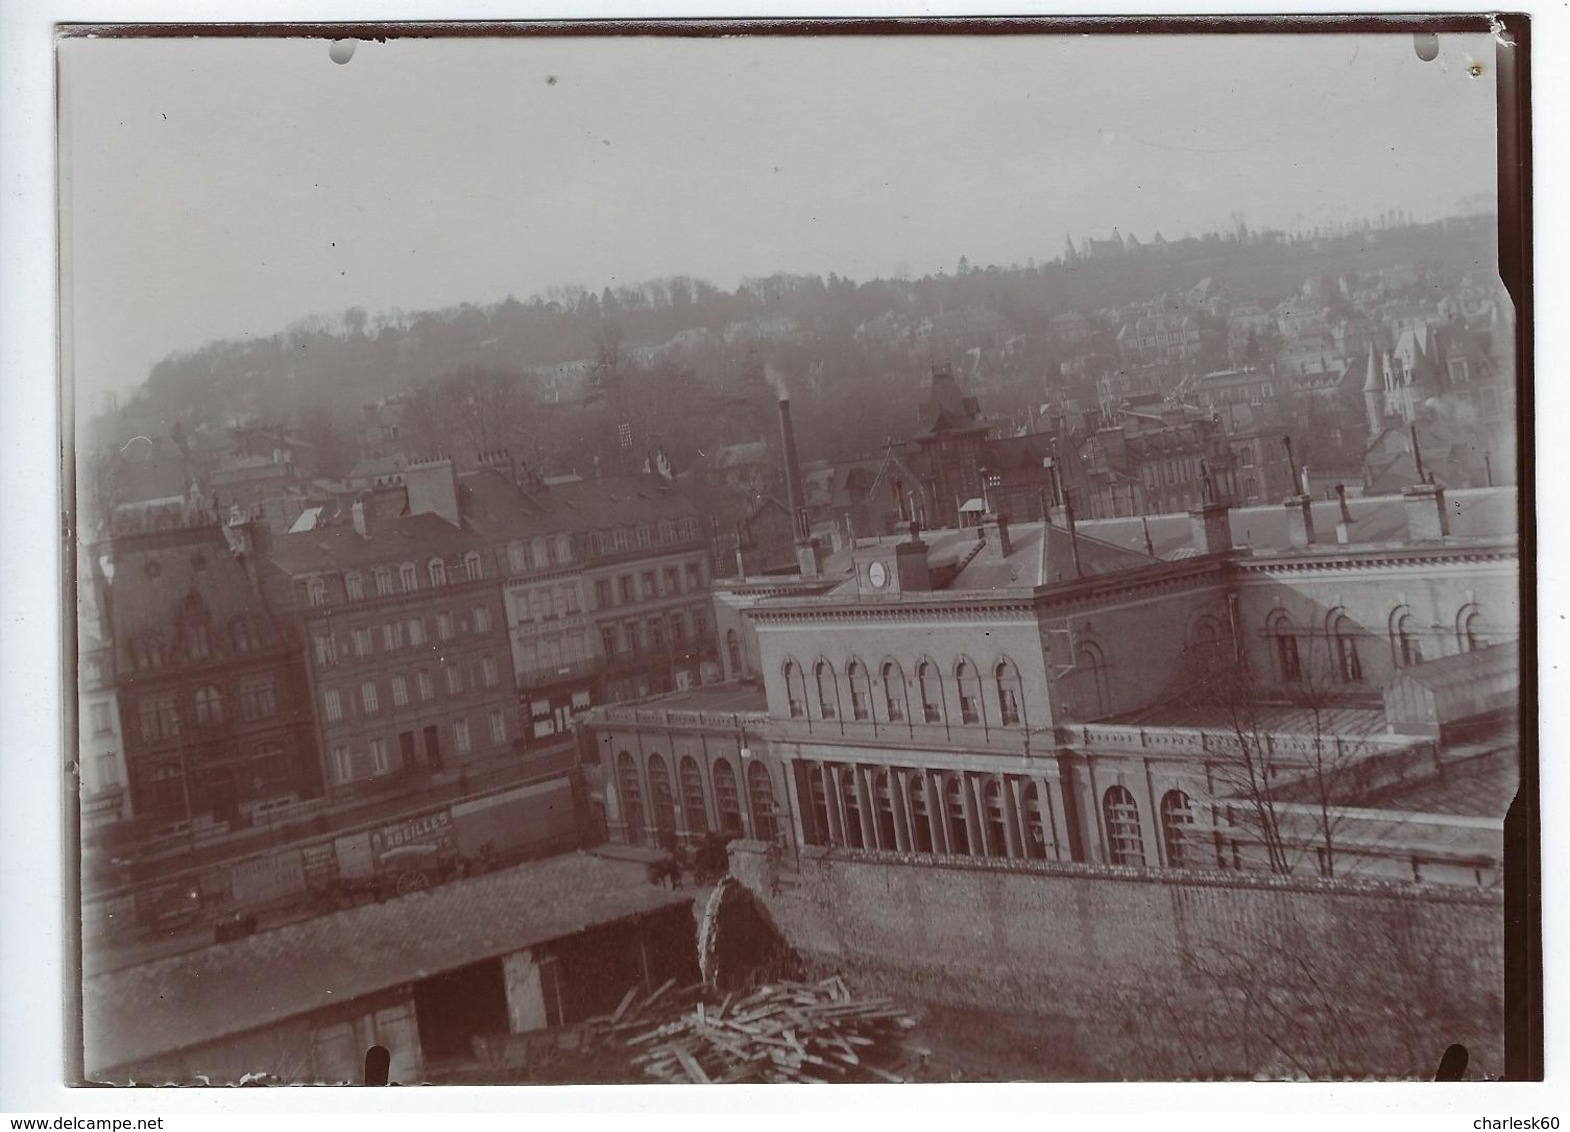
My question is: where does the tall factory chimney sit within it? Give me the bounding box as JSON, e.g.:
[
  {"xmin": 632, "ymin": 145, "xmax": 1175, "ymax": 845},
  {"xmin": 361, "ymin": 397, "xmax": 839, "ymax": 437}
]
[{"xmin": 777, "ymin": 396, "xmax": 809, "ymax": 543}]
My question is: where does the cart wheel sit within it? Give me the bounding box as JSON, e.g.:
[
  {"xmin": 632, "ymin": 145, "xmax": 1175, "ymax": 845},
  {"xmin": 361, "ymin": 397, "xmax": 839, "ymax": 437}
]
[{"xmin": 395, "ymin": 869, "xmax": 430, "ymax": 896}]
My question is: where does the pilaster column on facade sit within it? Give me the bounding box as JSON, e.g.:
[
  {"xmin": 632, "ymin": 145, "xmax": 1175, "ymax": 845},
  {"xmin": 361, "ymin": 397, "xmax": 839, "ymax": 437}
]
[
  {"xmin": 737, "ymin": 751, "xmax": 758, "ymax": 842},
  {"xmin": 1143, "ymin": 759, "xmax": 1167, "ymax": 868},
  {"xmin": 860, "ymin": 763, "xmax": 885, "ymax": 854},
  {"xmin": 1082, "ymin": 756, "xmax": 1107, "ymax": 865},
  {"xmin": 1040, "ymin": 774, "xmax": 1070, "ymax": 862},
  {"xmin": 631, "ymin": 735, "xmax": 658, "ymax": 846},
  {"xmin": 963, "ymin": 772, "xmax": 985, "ymax": 858},
  {"xmin": 695, "ymin": 734, "xmax": 722, "ymax": 838},
  {"xmin": 823, "ymin": 761, "xmax": 847, "ymax": 846},
  {"xmin": 930, "ymin": 771, "xmax": 951, "ymax": 856},
  {"xmin": 1002, "ymin": 775, "xmax": 1025, "ymax": 860},
  {"xmin": 781, "ymin": 757, "xmax": 808, "ymax": 857},
  {"xmin": 891, "ymin": 767, "xmax": 913, "ymax": 853}
]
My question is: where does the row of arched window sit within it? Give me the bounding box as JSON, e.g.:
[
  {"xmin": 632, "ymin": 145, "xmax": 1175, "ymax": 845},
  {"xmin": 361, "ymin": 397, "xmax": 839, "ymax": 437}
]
[
  {"xmin": 1266, "ymin": 602, "xmax": 1487, "ymax": 684},
  {"xmin": 1102, "ymin": 785, "xmax": 1198, "ymax": 869},
  {"xmin": 307, "ymin": 554, "xmax": 486, "ymax": 607},
  {"xmin": 796, "ymin": 762, "xmax": 1202, "ymax": 871},
  {"xmin": 615, "ymin": 751, "xmax": 779, "ymax": 847},
  {"xmin": 780, "ymin": 657, "xmax": 1027, "ymax": 729},
  {"xmin": 802, "ymin": 764, "xmax": 1054, "ymax": 859}
]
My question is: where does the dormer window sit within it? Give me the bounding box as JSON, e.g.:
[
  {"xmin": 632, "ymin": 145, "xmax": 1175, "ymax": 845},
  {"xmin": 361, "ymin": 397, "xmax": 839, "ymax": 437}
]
[
  {"xmin": 400, "ymin": 562, "xmax": 418, "ymax": 591},
  {"xmin": 345, "ymin": 572, "xmax": 365, "ymax": 601},
  {"xmin": 428, "ymin": 558, "xmax": 447, "ymax": 587},
  {"xmin": 307, "ymin": 578, "xmax": 328, "ymax": 607},
  {"xmin": 464, "ymin": 552, "xmax": 483, "ymax": 581}
]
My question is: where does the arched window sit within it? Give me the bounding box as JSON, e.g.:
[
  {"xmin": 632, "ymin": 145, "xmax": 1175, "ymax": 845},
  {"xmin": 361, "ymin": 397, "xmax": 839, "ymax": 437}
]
[
  {"xmin": 713, "ymin": 758, "xmax": 744, "ymax": 835},
  {"xmin": 807, "ymin": 765, "xmax": 831, "ymax": 845},
  {"xmin": 995, "ymin": 660, "xmax": 1023, "ymax": 726},
  {"xmin": 943, "ymin": 776, "xmax": 970, "ymax": 855},
  {"xmin": 881, "ymin": 661, "xmax": 907, "ymax": 723},
  {"xmin": 464, "ymin": 552, "xmax": 483, "ymax": 581},
  {"xmin": 307, "ymin": 578, "xmax": 328, "ymax": 607},
  {"xmin": 507, "ymin": 541, "xmax": 528, "ymax": 574},
  {"xmin": 532, "ymin": 538, "xmax": 550, "ymax": 569},
  {"xmin": 374, "ymin": 566, "xmax": 393, "ymax": 596},
  {"xmin": 1103, "ymin": 785, "xmax": 1146, "ymax": 867},
  {"xmin": 982, "ymin": 779, "xmax": 1008, "ymax": 858},
  {"xmin": 1390, "ymin": 607, "xmax": 1423, "ymax": 668},
  {"xmin": 1458, "ymin": 604, "xmax": 1483, "ymax": 652},
  {"xmin": 194, "ymin": 684, "xmax": 224, "ymax": 727},
  {"xmin": 918, "ymin": 661, "xmax": 944, "ymax": 724},
  {"xmin": 647, "ymin": 754, "xmax": 677, "ymax": 841},
  {"xmin": 747, "ymin": 761, "xmax": 777, "ymax": 844},
  {"xmin": 872, "ymin": 771, "xmax": 897, "ymax": 849},
  {"xmin": 1270, "ymin": 613, "xmax": 1302, "ymax": 682},
  {"xmin": 678, "ymin": 756, "xmax": 708, "ymax": 835},
  {"xmin": 1239, "ymin": 445, "xmax": 1255, "ymax": 467},
  {"xmin": 616, "ymin": 752, "xmax": 644, "ymax": 846},
  {"xmin": 783, "ymin": 660, "xmax": 807, "ymax": 719},
  {"xmin": 840, "ymin": 767, "xmax": 865, "ymax": 849},
  {"xmin": 400, "ymin": 562, "xmax": 418, "ymax": 592},
  {"xmin": 1160, "ymin": 789, "xmax": 1195, "ymax": 869},
  {"xmin": 344, "ymin": 572, "xmax": 364, "ymax": 601},
  {"xmin": 815, "ymin": 661, "xmax": 839, "ymax": 720},
  {"xmin": 908, "ymin": 775, "xmax": 934, "ymax": 853},
  {"xmin": 955, "ymin": 661, "xmax": 983, "ymax": 725},
  {"xmin": 1075, "ymin": 642, "xmax": 1112, "ymax": 718},
  {"xmin": 847, "ymin": 661, "xmax": 872, "ymax": 721},
  {"xmin": 1188, "ymin": 615, "xmax": 1228, "ymax": 677},
  {"xmin": 427, "ymin": 557, "xmax": 447, "ymax": 587},
  {"xmin": 1021, "ymin": 782, "xmax": 1048, "ymax": 859},
  {"xmin": 726, "ymin": 629, "xmax": 743, "ymax": 675},
  {"xmin": 1331, "ymin": 613, "xmax": 1363, "ymax": 683}
]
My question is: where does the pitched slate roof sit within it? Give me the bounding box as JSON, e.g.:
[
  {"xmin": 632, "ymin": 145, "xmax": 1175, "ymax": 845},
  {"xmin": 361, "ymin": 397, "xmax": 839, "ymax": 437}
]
[
  {"xmin": 108, "ymin": 523, "xmax": 273, "ymax": 669},
  {"xmin": 85, "ymin": 852, "xmax": 691, "ymax": 1075},
  {"xmin": 266, "ymin": 510, "xmax": 486, "ymax": 577}
]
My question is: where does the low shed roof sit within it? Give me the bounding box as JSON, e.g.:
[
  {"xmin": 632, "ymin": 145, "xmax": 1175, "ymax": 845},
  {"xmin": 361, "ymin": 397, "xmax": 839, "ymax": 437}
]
[{"xmin": 85, "ymin": 852, "xmax": 690, "ymax": 1074}]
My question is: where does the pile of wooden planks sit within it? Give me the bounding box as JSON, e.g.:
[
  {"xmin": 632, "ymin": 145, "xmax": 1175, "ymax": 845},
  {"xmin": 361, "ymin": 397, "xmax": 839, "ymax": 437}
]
[{"xmin": 592, "ymin": 976, "xmax": 926, "ymax": 1084}]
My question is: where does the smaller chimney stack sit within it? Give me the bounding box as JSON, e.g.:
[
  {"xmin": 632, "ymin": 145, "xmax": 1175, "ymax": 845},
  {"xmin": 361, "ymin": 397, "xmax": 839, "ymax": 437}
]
[
  {"xmin": 1403, "ymin": 481, "xmax": 1450, "ymax": 541},
  {"xmin": 894, "ymin": 522, "xmax": 931, "ymax": 591}
]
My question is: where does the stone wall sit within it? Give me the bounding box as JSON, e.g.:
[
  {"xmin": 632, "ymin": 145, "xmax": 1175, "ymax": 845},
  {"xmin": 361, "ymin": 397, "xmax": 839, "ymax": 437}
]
[{"xmin": 730, "ymin": 843, "xmax": 1503, "ymax": 1080}]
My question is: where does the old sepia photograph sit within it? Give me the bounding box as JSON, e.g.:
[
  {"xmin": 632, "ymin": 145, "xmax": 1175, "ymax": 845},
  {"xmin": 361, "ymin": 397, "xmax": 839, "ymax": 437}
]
[{"xmin": 56, "ymin": 19, "xmax": 1531, "ymax": 1089}]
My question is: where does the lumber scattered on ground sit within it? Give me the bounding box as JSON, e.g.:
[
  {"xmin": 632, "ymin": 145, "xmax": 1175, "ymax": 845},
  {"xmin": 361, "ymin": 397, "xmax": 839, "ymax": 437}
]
[{"xmin": 575, "ymin": 976, "xmax": 927, "ymax": 1084}]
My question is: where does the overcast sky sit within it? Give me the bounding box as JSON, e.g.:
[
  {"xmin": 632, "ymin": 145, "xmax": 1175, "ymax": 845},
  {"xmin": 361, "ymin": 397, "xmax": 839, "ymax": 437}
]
[{"xmin": 60, "ymin": 30, "xmax": 1499, "ymax": 407}]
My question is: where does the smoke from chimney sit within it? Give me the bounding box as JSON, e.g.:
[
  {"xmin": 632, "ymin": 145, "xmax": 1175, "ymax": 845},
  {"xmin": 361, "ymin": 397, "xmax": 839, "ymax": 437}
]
[{"xmin": 764, "ymin": 363, "xmax": 790, "ymax": 404}]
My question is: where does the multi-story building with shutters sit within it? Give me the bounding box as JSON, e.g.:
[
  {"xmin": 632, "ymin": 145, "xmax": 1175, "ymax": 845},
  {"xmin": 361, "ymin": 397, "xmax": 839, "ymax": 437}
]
[
  {"xmin": 459, "ymin": 460, "xmax": 719, "ymax": 746},
  {"xmin": 104, "ymin": 498, "xmax": 321, "ymax": 830},
  {"xmin": 258, "ymin": 484, "xmax": 518, "ymax": 797}
]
